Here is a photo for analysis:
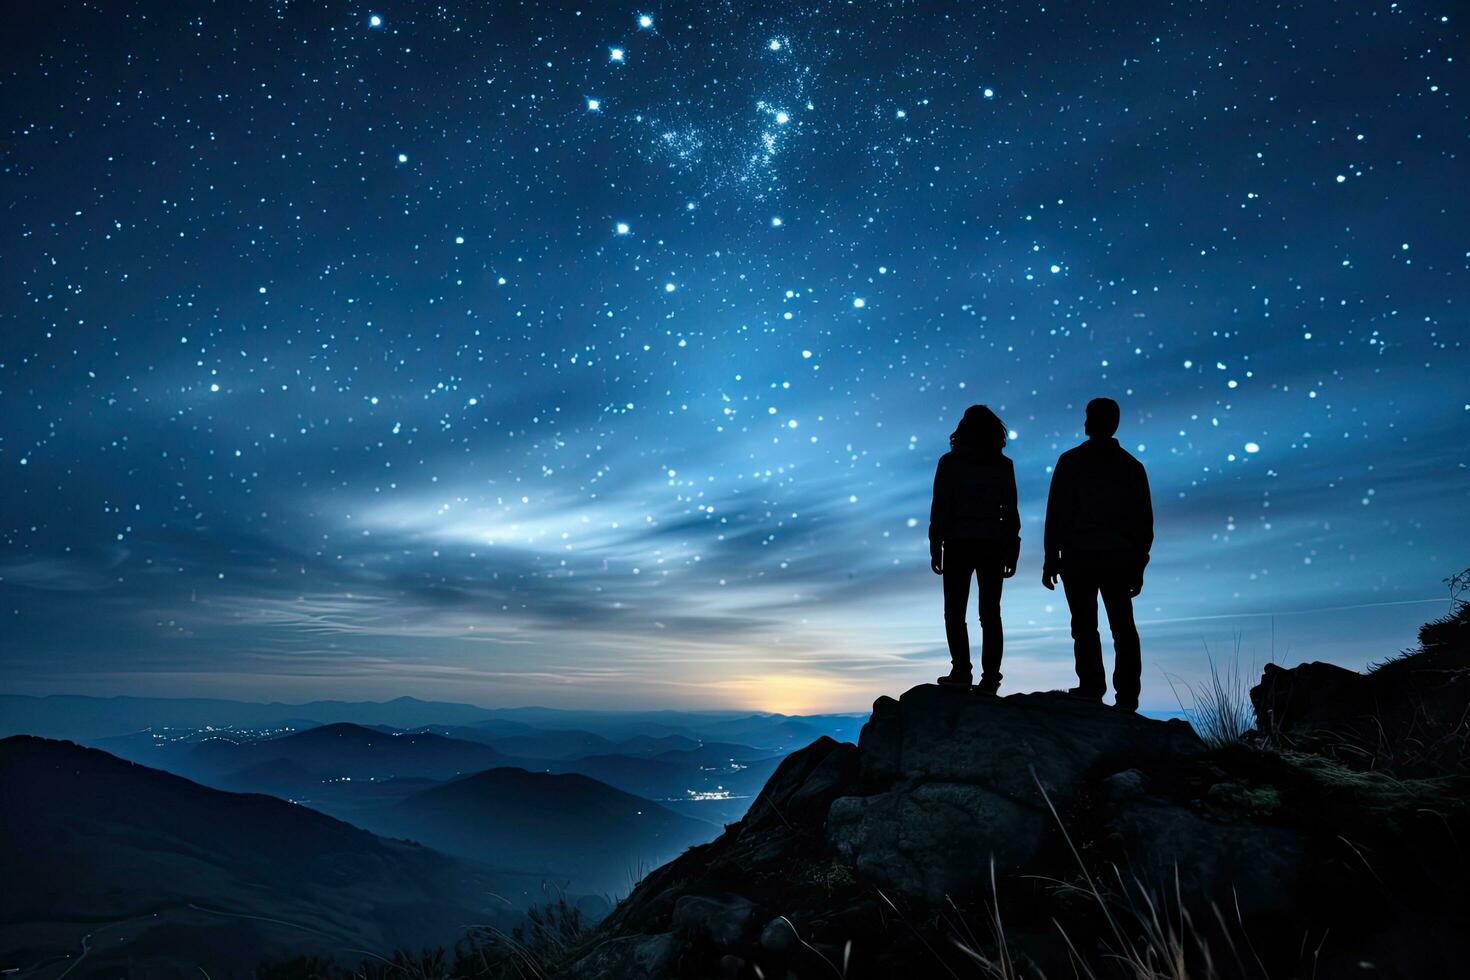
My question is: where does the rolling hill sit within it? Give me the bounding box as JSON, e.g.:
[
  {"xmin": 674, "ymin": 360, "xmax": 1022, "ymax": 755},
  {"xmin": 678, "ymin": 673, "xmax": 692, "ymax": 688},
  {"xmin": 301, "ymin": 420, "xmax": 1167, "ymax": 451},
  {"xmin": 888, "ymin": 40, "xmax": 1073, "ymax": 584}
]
[
  {"xmin": 356, "ymin": 767, "xmax": 718, "ymax": 896},
  {"xmin": 0, "ymin": 735, "xmax": 533, "ymax": 976}
]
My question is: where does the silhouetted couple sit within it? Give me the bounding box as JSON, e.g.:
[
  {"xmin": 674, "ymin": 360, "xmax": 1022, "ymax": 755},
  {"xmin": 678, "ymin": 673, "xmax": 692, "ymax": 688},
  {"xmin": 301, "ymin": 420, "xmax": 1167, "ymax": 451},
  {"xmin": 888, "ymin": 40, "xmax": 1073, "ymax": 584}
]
[{"xmin": 928, "ymin": 398, "xmax": 1153, "ymax": 711}]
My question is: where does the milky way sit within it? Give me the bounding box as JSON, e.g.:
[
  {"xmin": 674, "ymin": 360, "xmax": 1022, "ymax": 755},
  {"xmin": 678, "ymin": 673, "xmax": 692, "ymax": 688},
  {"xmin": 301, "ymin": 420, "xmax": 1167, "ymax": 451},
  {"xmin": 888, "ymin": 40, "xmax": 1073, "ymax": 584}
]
[{"xmin": 2, "ymin": 2, "xmax": 1466, "ymax": 711}]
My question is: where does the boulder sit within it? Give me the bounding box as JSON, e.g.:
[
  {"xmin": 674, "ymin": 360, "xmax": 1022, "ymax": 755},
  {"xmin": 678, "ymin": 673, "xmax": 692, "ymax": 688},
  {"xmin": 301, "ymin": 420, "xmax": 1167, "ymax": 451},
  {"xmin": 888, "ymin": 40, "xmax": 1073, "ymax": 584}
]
[
  {"xmin": 825, "ymin": 687, "xmax": 1204, "ymax": 901},
  {"xmin": 563, "ymin": 932, "xmax": 677, "ymax": 980},
  {"xmin": 671, "ymin": 892, "xmax": 761, "ymax": 948},
  {"xmin": 856, "ymin": 687, "xmax": 1204, "ymax": 795}
]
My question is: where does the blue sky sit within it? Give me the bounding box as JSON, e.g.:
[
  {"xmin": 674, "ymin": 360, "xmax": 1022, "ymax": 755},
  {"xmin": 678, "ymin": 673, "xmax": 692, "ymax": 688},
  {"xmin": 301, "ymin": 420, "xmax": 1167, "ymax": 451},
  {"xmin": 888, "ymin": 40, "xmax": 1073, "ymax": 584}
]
[{"xmin": 2, "ymin": 1, "xmax": 1465, "ymax": 712}]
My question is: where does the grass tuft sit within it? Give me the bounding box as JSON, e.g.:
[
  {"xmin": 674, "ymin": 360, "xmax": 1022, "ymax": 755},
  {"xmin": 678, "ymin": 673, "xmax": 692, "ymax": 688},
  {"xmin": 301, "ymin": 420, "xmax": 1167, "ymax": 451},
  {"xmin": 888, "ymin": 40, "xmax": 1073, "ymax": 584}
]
[{"xmin": 1167, "ymin": 632, "xmax": 1256, "ymax": 749}]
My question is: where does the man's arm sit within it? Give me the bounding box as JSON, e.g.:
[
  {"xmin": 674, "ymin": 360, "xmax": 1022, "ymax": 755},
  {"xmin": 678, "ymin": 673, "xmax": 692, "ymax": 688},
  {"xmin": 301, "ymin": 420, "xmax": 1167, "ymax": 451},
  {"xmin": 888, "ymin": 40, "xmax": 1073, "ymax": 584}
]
[
  {"xmin": 1126, "ymin": 461, "xmax": 1153, "ymax": 596},
  {"xmin": 1042, "ymin": 455, "xmax": 1067, "ymax": 589},
  {"xmin": 1135, "ymin": 461, "xmax": 1154, "ymax": 565}
]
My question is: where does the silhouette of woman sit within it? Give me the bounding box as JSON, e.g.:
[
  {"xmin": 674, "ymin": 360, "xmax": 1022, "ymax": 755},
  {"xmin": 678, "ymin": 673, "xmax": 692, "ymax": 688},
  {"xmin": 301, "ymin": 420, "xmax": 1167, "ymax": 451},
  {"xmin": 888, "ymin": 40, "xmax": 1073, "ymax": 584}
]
[{"xmin": 928, "ymin": 405, "xmax": 1021, "ymax": 693}]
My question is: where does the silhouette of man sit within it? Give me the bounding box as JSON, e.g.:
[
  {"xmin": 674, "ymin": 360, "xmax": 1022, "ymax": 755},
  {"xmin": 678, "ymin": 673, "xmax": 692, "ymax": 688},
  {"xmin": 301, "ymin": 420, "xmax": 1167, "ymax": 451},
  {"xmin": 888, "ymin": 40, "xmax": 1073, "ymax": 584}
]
[{"xmin": 1042, "ymin": 398, "xmax": 1153, "ymax": 711}]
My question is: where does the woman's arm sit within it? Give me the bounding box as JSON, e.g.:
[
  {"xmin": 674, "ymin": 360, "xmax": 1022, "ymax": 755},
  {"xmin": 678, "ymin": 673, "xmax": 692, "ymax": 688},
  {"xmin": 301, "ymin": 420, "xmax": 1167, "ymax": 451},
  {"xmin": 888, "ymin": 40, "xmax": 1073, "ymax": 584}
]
[
  {"xmin": 928, "ymin": 455, "xmax": 950, "ymax": 572},
  {"xmin": 1002, "ymin": 457, "xmax": 1021, "ymax": 539}
]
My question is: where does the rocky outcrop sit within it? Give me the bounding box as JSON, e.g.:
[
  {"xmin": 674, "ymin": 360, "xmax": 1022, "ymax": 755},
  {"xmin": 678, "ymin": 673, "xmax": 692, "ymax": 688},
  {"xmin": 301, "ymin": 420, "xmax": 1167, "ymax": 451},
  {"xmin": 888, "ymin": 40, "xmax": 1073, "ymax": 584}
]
[
  {"xmin": 1251, "ymin": 603, "xmax": 1470, "ymax": 773},
  {"xmin": 828, "ymin": 688, "xmax": 1202, "ymax": 901},
  {"xmin": 561, "ymin": 629, "xmax": 1470, "ymax": 980}
]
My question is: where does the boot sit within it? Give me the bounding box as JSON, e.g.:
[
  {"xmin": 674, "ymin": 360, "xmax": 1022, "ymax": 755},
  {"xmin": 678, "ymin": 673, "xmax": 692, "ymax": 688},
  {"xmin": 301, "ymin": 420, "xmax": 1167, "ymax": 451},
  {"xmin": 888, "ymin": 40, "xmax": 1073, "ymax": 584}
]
[
  {"xmin": 1067, "ymin": 686, "xmax": 1104, "ymax": 702},
  {"xmin": 936, "ymin": 666, "xmax": 973, "ymax": 687},
  {"xmin": 975, "ymin": 675, "xmax": 1001, "ymax": 696}
]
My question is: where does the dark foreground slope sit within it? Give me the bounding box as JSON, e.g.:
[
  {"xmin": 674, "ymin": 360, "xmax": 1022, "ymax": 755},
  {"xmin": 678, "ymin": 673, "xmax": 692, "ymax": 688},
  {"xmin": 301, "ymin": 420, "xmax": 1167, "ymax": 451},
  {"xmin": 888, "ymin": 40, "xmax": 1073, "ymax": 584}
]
[
  {"xmin": 0, "ymin": 736, "xmax": 529, "ymax": 978},
  {"xmin": 358, "ymin": 767, "xmax": 717, "ymax": 896},
  {"xmin": 547, "ymin": 616, "xmax": 1470, "ymax": 979}
]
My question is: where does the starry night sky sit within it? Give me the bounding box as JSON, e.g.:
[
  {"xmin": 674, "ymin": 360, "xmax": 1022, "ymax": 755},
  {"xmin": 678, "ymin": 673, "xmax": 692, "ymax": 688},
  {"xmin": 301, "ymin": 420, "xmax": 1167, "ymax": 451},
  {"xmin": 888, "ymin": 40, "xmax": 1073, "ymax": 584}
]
[{"xmin": 2, "ymin": 2, "xmax": 1466, "ymax": 713}]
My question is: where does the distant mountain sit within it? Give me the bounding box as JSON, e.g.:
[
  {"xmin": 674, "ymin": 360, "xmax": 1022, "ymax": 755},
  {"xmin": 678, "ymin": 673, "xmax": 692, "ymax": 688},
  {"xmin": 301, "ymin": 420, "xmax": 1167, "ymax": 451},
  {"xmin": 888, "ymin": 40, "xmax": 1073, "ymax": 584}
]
[
  {"xmin": 0, "ymin": 694, "xmax": 866, "ymax": 751},
  {"xmin": 695, "ymin": 714, "xmax": 856, "ymax": 751},
  {"xmin": 482, "ymin": 728, "xmax": 619, "ymax": 759},
  {"xmin": 532, "ymin": 750, "xmax": 783, "ymax": 824},
  {"xmin": 607, "ymin": 733, "xmax": 702, "ymax": 756},
  {"xmin": 0, "ymin": 736, "xmax": 531, "ymax": 976},
  {"xmin": 0, "ymin": 693, "xmax": 503, "ymax": 741},
  {"xmin": 357, "ymin": 767, "xmax": 718, "ymax": 895},
  {"xmin": 190, "ymin": 722, "xmax": 509, "ymax": 783}
]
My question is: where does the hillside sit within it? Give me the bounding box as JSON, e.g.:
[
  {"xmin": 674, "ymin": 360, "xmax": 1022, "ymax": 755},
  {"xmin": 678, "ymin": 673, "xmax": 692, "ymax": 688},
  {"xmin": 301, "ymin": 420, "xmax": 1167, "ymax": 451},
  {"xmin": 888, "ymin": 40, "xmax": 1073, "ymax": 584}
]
[
  {"xmin": 0, "ymin": 736, "xmax": 530, "ymax": 976},
  {"xmin": 357, "ymin": 767, "xmax": 718, "ymax": 896}
]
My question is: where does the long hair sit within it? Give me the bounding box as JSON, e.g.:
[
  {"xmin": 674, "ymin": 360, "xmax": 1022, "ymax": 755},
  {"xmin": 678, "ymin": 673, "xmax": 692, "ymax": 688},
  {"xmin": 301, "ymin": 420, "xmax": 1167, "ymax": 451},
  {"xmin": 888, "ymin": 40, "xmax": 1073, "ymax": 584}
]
[{"xmin": 949, "ymin": 404, "xmax": 1008, "ymax": 453}]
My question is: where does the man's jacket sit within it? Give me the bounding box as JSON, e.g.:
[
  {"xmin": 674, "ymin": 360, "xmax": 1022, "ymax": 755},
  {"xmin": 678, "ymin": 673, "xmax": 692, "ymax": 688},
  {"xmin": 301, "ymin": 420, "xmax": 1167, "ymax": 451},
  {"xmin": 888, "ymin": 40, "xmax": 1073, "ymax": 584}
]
[{"xmin": 1043, "ymin": 437, "xmax": 1153, "ymax": 569}]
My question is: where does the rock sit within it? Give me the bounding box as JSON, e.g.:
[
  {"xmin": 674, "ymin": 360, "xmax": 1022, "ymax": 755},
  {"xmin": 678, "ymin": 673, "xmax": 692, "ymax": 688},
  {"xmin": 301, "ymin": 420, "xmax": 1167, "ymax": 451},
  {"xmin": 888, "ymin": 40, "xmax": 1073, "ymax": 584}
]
[
  {"xmin": 717, "ymin": 954, "xmax": 745, "ymax": 979},
  {"xmin": 564, "ymin": 932, "xmax": 677, "ymax": 980},
  {"xmin": 672, "ymin": 892, "xmax": 760, "ymax": 948},
  {"xmin": 1100, "ymin": 767, "xmax": 1146, "ymax": 806},
  {"xmin": 742, "ymin": 735, "xmax": 859, "ymax": 830},
  {"xmin": 1103, "ymin": 800, "xmax": 1304, "ymax": 919},
  {"xmin": 857, "ymin": 686, "xmax": 1204, "ymax": 796},
  {"xmin": 828, "ymin": 781, "xmax": 1036, "ymax": 902},
  {"xmin": 824, "ymin": 686, "xmax": 1204, "ymax": 900},
  {"xmin": 758, "ymin": 916, "xmax": 798, "ymax": 954},
  {"xmin": 1251, "ymin": 606, "xmax": 1470, "ymax": 775}
]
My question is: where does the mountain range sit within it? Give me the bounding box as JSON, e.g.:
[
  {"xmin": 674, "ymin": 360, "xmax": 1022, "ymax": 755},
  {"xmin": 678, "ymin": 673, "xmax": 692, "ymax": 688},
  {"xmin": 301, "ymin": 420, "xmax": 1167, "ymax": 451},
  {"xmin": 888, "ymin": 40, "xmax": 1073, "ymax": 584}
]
[{"xmin": 0, "ymin": 736, "xmax": 531, "ymax": 976}]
